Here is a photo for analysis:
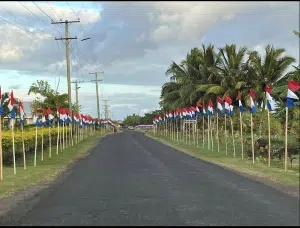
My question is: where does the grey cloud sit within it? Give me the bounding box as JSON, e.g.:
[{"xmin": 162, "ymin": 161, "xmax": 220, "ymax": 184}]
[{"xmin": 9, "ymin": 84, "xmax": 22, "ymax": 90}]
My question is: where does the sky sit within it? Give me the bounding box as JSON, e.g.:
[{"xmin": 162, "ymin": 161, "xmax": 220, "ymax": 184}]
[{"xmin": 0, "ymin": 1, "xmax": 299, "ymax": 120}]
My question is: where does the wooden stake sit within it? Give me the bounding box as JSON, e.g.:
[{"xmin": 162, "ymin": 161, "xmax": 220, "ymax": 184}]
[
  {"xmin": 56, "ymin": 120, "xmax": 60, "ymax": 154},
  {"xmin": 211, "ymin": 117, "xmax": 214, "ymax": 151},
  {"xmin": 267, "ymin": 110, "xmax": 271, "ymax": 167},
  {"xmin": 240, "ymin": 112, "xmax": 244, "ymax": 160},
  {"xmin": 41, "ymin": 126, "xmax": 44, "ymax": 161},
  {"xmin": 189, "ymin": 122, "xmax": 191, "ymax": 145},
  {"xmin": 0, "ymin": 117, "xmax": 2, "ymax": 180},
  {"xmin": 202, "ymin": 116, "xmax": 205, "ymax": 148},
  {"xmin": 285, "ymin": 107, "xmax": 288, "ymax": 171},
  {"xmin": 208, "ymin": 115, "xmax": 210, "ymax": 150},
  {"xmin": 11, "ymin": 119, "xmax": 16, "ymax": 174},
  {"xmin": 63, "ymin": 122, "xmax": 65, "ymax": 150},
  {"xmin": 217, "ymin": 112, "xmax": 219, "ymax": 152},
  {"xmin": 196, "ymin": 116, "xmax": 199, "ymax": 147},
  {"xmin": 225, "ymin": 114, "xmax": 227, "ymax": 155},
  {"xmin": 231, "ymin": 117, "xmax": 236, "ymax": 158},
  {"xmin": 49, "ymin": 124, "xmax": 51, "ymax": 158},
  {"xmin": 34, "ymin": 125, "xmax": 37, "ymax": 166},
  {"xmin": 251, "ymin": 113, "xmax": 255, "ymax": 163},
  {"xmin": 21, "ymin": 124, "xmax": 26, "ymax": 170}
]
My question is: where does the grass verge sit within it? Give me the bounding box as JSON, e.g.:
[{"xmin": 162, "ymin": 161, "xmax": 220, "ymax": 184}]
[
  {"xmin": 145, "ymin": 133, "xmax": 299, "ymax": 191},
  {"xmin": 0, "ymin": 131, "xmax": 111, "ymax": 199}
]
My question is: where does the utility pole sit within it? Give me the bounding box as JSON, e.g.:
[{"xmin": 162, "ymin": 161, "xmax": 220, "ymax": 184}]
[
  {"xmin": 90, "ymin": 72, "xmax": 103, "ymax": 120},
  {"xmin": 102, "ymin": 100, "xmax": 109, "ymax": 119},
  {"xmin": 71, "ymin": 80, "xmax": 85, "ymax": 106},
  {"xmin": 52, "ymin": 19, "xmax": 80, "ymax": 116}
]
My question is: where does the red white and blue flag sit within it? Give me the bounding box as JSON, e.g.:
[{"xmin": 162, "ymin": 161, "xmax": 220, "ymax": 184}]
[
  {"xmin": 225, "ymin": 96, "xmax": 233, "ymax": 116},
  {"xmin": 8, "ymin": 91, "xmax": 15, "ymax": 119},
  {"xmin": 33, "ymin": 106, "xmax": 40, "ymax": 127},
  {"xmin": 237, "ymin": 91, "xmax": 246, "ymax": 112},
  {"xmin": 249, "ymin": 89, "xmax": 256, "ymax": 113},
  {"xmin": 202, "ymin": 104, "xmax": 207, "ymax": 116},
  {"xmin": 42, "ymin": 107, "xmax": 47, "ymax": 126},
  {"xmin": 265, "ymin": 85, "xmax": 275, "ymax": 111},
  {"xmin": 217, "ymin": 97, "xmax": 223, "ymax": 115},
  {"xmin": 18, "ymin": 101, "xmax": 25, "ymax": 125},
  {"xmin": 286, "ymin": 80, "xmax": 299, "ymax": 108},
  {"xmin": 208, "ymin": 99, "xmax": 214, "ymax": 116}
]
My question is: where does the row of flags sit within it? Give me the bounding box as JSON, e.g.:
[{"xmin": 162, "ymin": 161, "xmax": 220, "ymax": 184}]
[
  {"xmin": 153, "ymin": 81, "xmax": 299, "ymax": 124},
  {"xmin": 0, "ymin": 89, "xmax": 120, "ymax": 128}
]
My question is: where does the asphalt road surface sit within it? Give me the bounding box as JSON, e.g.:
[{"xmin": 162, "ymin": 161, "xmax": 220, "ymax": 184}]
[{"xmin": 1, "ymin": 131, "xmax": 299, "ymax": 226}]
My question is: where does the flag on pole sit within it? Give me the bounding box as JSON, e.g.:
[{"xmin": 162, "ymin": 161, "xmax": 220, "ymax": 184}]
[
  {"xmin": 0, "ymin": 87, "xmax": 3, "ymax": 116},
  {"xmin": 217, "ymin": 97, "xmax": 223, "ymax": 115},
  {"xmin": 169, "ymin": 110, "xmax": 173, "ymax": 120},
  {"xmin": 286, "ymin": 80, "xmax": 299, "ymax": 108},
  {"xmin": 249, "ymin": 89, "xmax": 257, "ymax": 113},
  {"xmin": 33, "ymin": 106, "xmax": 40, "ymax": 127},
  {"xmin": 237, "ymin": 91, "xmax": 247, "ymax": 112},
  {"xmin": 48, "ymin": 107, "xmax": 54, "ymax": 126},
  {"xmin": 18, "ymin": 101, "xmax": 25, "ymax": 125},
  {"xmin": 8, "ymin": 91, "xmax": 15, "ymax": 119},
  {"xmin": 225, "ymin": 96, "xmax": 233, "ymax": 116},
  {"xmin": 265, "ymin": 85, "xmax": 275, "ymax": 111},
  {"xmin": 196, "ymin": 102, "xmax": 201, "ymax": 116},
  {"xmin": 42, "ymin": 108, "xmax": 47, "ymax": 127},
  {"xmin": 202, "ymin": 104, "xmax": 207, "ymax": 116},
  {"xmin": 208, "ymin": 100, "xmax": 214, "ymax": 116},
  {"xmin": 182, "ymin": 108, "xmax": 187, "ymax": 119}
]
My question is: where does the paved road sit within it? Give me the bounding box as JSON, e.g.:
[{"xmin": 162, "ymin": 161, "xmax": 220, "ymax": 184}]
[{"xmin": 1, "ymin": 131, "xmax": 299, "ymax": 225}]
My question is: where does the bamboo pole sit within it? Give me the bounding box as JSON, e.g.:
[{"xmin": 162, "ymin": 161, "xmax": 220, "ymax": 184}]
[
  {"xmin": 217, "ymin": 112, "xmax": 219, "ymax": 152},
  {"xmin": 207, "ymin": 115, "xmax": 210, "ymax": 150},
  {"xmin": 196, "ymin": 116, "xmax": 199, "ymax": 147},
  {"xmin": 211, "ymin": 117, "xmax": 214, "ymax": 151},
  {"xmin": 49, "ymin": 123, "xmax": 51, "ymax": 158},
  {"xmin": 63, "ymin": 122, "xmax": 65, "ymax": 150},
  {"xmin": 11, "ymin": 119, "xmax": 16, "ymax": 174},
  {"xmin": 0, "ymin": 117, "xmax": 3, "ymax": 180},
  {"xmin": 231, "ymin": 117, "xmax": 236, "ymax": 158},
  {"xmin": 225, "ymin": 114, "xmax": 227, "ymax": 155},
  {"xmin": 202, "ymin": 116, "xmax": 204, "ymax": 148},
  {"xmin": 41, "ymin": 126, "xmax": 44, "ymax": 161},
  {"xmin": 34, "ymin": 125, "xmax": 37, "ymax": 166},
  {"xmin": 284, "ymin": 107, "xmax": 288, "ymax": 171},
  {"xmin": 189, "ymin": 122, "xmax": 191, "ymax": 145},
  {"xmin": 240, "ymin": 112, "xmax": 244, "ymax": 160},
  {"xmin": 267, "ymin": 110, "xmax": 271, "ymax": 167},
  {"xmin": 251, "ymin": 113, "xmax": 255, "ymax": 163},
  {"xmin": 21, "ymin": 124, "xmax": 26, "ymax": 169},
  {"xmin": 57, "ymin": 119, "xmax": 59, "ymax": 155},
  {"xmin": 177, "ymin": 119, "xmax": 179, "ymax": 142},
  {"xmin": 193, "ymin": 120, "xmax": 195, "ymax": 146}
]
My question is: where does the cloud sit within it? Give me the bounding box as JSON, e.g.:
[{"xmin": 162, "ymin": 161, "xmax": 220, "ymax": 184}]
[
  {"xmin": 0, "ymin": 1, "xmax": 298, "ymax": 120},
  {"xmin": 8, "ymin": 84, "xmax": 22, "ymax": 90}
]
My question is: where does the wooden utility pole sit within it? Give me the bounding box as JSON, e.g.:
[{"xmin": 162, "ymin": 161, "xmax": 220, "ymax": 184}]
[
  {"xmin": 52, "ymin": 19, "xmax": 79, "ymax": 118},
  {"xmin": 102, "ymin": 100, "xmax": 109, "ymax": 119},
  {"xmin": 71, "ymin": 80, "xmax": 84, "ymax": 106},
  {"xmin": 90, "ymin": 72, "xmax": 103, "ymax": 120},
  {"xmin": 52, "ymin": 20, "xmax": 79, "ymax": 147}
]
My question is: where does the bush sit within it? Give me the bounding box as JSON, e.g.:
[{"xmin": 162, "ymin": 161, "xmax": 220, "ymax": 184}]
[{"xmin": 2, "ymin": 126, "xmax": 70, "ymax": 165}]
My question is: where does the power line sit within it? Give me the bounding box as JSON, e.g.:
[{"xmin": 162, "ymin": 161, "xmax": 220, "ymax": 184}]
[
  {"xmin": 45, "ymin": 1, "xmax": 65, "ymax": 30},
  {"xmin": 18, "ymin": 1, "xmax": 63, "ymax": 37},
  {"xmin": 0, "ymin": 15, "xmax": 47, "ymax": 36},
  {"xmin": 66, "ymin": 1, "xmax": 86, "ymax": 39},
  {"xmin": 32, "ymin": 1, "xmax": 53, "ymax": 21},
  {"xmin": 0, "ymin": 8, "xmax": 52, "ymax": 36}
]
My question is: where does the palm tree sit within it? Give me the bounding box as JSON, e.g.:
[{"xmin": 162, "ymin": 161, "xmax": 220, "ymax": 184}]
[
  {"xmin": 0, "ymin": 92, "xmax": 21, "ymax": 128},
  {"xmin": 197, "ymin": 44, "xmax": 249, "ymax": 106}
]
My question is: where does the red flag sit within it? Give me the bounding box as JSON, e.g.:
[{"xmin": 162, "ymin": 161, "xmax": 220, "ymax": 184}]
[
  {"xmin": 237, "ymin": 91, "xmax": 241, "ymax": 100},
  {"xmin": 225, "ymin": 96, "xmax": 232, "ymax": 105},
  {"xmin": 288, "ymin": 80, "xmax": 299, "ymax": 91},
  {"xmin": 208, "ymin": 99, "xmax": 213, "ymax": 107},
  {"xmin": 18, "ymin": 101, "xmax": 23, "ymax": 113},
  {"xmin": 196, "ymin": 101, "xmax": 202, "ymax": 107},
  {"xmin": 250, "ymin": 89, "xmax": 256, "ymax": 98},
  {"xmin": 42, "ymin": 107, "xmax": 47, "ymax": 117},
  {"xmin": 10, "ymin": 91, "xmax": 14, "ymax": 106},
  {"xmin": 265, "ymin": 85, "xmax": 272, "ymax": 94},
  {"xmin": 60, "ymin": 108, "xmax": 67, "ymax": 115},
  {"xmin": 217, "ymin": 96, "xmax": 222, "ymax": 103},
  {"xmin": 48, "ymin": 107, "xmax": 53, "ymax": 114}
]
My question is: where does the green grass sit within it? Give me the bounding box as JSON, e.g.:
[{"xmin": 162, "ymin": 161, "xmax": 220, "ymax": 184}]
[
  {"xmin": 146, "ymin": 132, "xmax": 299, "ymax": 188},
  {"xmin": 0, "ymin": 131, "xmax": 111, "ymax": 199}
]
